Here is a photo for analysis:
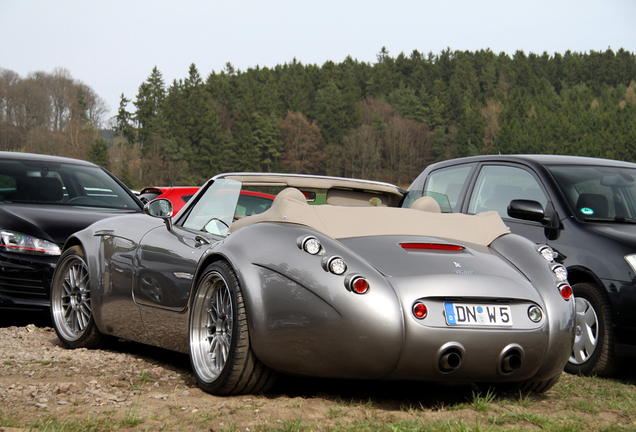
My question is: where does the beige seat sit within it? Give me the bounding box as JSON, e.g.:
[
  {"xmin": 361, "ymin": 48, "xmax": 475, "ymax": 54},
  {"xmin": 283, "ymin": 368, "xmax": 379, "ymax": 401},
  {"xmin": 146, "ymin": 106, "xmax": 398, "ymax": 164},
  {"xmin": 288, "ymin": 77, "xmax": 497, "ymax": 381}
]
[
  {"xmin": 229, "ymin": 187, "xmax": 306, "ymax": 233},
  {"xmin": 273, "ymin": 187, "xmax": 306, "ymax": 204},
  {"xmin": 410, "ymin": 196, "xmax": 441, "ymax": 213}
]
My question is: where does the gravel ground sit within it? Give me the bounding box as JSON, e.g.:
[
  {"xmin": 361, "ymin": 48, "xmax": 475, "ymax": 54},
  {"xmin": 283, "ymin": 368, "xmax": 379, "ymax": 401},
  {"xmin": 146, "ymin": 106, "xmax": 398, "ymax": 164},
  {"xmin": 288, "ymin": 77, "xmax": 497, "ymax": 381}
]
[
  {"xmin": 2, "ymin": 312, "xmax": 633, "ymax": 431},
  {"xmin": 0, "ymin": 312, "xmax": 484, "ymax": 431}
]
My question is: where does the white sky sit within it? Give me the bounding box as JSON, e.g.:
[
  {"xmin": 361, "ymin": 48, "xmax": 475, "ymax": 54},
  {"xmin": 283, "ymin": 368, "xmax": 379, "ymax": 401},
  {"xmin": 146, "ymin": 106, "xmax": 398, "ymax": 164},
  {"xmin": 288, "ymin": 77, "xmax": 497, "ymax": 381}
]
[{"xmin": 2, "ymin": 0, "xmax": 635, "ymax": 119}]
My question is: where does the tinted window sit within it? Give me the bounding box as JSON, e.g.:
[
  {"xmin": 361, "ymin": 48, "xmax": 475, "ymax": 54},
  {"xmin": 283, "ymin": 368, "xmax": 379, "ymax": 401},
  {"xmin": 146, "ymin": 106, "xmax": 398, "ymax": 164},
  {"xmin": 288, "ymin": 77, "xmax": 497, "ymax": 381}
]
[
  {"xmin": 549, "ymin": 165, "xmax": 636, "ymax": 220},
  {"xmin": 468, "ymin": 165, "xmax": 548, "ymax": 218},
  {"xmin": 0, "ymin": 159, "xmax": 139, "ymax": 209}
]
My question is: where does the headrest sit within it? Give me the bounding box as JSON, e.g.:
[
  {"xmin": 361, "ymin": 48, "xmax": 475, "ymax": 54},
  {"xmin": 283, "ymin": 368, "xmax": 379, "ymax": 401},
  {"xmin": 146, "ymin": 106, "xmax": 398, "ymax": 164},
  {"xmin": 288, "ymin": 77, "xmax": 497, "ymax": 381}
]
[
  {"xmin": 410, "ymin": 196, "xmax": 441, "ymax": 213},
  {"xmin": 29, "ymin": 177, "xmax": 64, "ymax": 202},
  {"xmin": 273, "ymin": 187, "xmax": 306, "ymax": 204}
]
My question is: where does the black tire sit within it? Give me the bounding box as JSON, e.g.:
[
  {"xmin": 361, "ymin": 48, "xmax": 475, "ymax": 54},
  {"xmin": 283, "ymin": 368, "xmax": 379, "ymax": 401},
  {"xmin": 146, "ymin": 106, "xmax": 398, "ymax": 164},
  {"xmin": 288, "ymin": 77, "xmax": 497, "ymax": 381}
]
[
  {"xmin": 478, "ymin": 372, "xmax": 561, "ymax": 395},
  {"xmin": 564, "ymin": 282, "xmax": 621, "ymax": 376},
  {"xmin": 517, "ymin": 372, "xmax": 561, "ymax": 393},
  {"xmin": 189, "ymin": 261, "xmax": 277, "ymax": 395},
  {"xmin": 51, "ymin": 246, "xmax": 104, "ymax": 349}
]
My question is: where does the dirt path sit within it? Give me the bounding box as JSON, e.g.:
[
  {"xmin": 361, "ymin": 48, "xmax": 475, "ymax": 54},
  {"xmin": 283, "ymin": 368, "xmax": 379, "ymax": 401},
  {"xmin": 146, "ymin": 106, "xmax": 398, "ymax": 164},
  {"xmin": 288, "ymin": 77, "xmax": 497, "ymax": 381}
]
[{"xmin": 0, "ymin": 314, "xmax": 633, "ymax": 431}]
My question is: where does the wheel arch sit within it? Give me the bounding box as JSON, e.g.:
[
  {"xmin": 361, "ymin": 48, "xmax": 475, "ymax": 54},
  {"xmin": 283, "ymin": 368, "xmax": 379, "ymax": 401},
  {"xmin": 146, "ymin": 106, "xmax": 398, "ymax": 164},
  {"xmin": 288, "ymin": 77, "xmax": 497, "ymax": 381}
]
[
  {"xmin": 61, "ymin": 235, "xmax": 83, "ymax": 253},
  {"xmin": 567, "ymin": 265, "xmax": 603, "ymax": 286},
  {"xmin": 188, "ymin": 250, "xmax": 262, "ymax": 334},
  {"xmin": 566, "ymin": 266, "xmax": 613, "ymax": 309}
]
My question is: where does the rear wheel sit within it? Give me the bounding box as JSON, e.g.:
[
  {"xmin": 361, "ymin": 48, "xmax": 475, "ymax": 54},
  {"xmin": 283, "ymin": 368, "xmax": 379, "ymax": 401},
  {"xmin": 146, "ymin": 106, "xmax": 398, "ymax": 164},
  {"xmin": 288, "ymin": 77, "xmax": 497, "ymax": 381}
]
[
  {"xmin": 189, "ymin": 261, "xmax": 276, "ymax": 395},
  {"xmin": 564, "ymin": 282, "xmax": 621, "ymax": 376},
  {"xmin": 479, "ymin": 372, "xmax": 561, "ymax": 395},
  {"xmin": 51, "ymin": 246, "xmax": 104, "ymax": 349}
]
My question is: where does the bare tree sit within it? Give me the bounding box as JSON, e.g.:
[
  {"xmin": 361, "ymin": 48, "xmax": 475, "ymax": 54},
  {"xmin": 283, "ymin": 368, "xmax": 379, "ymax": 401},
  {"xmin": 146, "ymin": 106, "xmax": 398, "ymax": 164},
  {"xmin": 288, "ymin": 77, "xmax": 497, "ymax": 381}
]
[
  {"xmin": 341, "ymin": 125, "xmax": 381, "ymax": 180},
  {"xmin": 279, "ymin": 111, "xmax": 326, "ymax": 174}
]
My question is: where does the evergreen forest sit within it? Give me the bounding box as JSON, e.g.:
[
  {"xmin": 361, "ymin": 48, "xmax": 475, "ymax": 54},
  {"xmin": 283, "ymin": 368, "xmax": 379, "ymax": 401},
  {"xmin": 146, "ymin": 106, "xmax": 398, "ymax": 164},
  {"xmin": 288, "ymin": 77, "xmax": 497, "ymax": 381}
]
[{"xmin": 1, "ymin": 47, "xmax": 636, "ymax": 188}]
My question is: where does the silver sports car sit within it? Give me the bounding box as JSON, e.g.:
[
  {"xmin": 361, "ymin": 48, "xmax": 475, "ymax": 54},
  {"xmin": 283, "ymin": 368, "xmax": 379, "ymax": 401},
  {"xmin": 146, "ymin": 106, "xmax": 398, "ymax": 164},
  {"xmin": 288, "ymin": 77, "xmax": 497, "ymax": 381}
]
[{"xmin": 51, "ymin": 173, "xmax": 575, "ymax": 395}]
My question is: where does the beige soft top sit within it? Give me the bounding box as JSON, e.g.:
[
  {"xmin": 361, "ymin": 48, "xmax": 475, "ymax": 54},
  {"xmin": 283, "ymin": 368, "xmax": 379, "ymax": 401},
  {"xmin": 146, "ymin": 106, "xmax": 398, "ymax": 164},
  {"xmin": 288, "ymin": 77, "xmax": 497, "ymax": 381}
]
[{"xmin": 230, "ymin": 188, "xmax": 509, "ymax": 246}]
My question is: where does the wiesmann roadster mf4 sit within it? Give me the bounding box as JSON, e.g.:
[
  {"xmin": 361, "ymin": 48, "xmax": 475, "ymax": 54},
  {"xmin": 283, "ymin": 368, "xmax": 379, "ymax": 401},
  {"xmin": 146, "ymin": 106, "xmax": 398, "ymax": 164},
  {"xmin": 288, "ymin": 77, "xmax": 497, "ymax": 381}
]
[{"xmin": 51, "ymin": 173, "xmax": 575, "ymax": 395}]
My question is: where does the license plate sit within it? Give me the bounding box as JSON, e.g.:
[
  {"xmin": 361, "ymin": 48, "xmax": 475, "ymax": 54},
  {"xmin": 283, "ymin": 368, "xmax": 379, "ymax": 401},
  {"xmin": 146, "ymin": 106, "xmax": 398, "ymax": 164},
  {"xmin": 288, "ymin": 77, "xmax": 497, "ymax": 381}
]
[{"xmin": 444, "ymin": 303, "xmax": 513, "ymax": 326}]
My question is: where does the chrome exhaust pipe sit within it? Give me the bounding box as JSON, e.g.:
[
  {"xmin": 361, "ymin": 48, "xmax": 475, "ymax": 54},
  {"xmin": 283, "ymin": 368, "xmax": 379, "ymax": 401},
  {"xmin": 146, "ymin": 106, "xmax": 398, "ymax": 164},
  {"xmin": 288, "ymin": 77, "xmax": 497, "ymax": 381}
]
[
  {"xmin": 439, "ymin": 350, "xmax": 462, "ymax": 372},
  {"xmin": 501, "ymin": 352, "xmax": 522, "ymax": 373}
]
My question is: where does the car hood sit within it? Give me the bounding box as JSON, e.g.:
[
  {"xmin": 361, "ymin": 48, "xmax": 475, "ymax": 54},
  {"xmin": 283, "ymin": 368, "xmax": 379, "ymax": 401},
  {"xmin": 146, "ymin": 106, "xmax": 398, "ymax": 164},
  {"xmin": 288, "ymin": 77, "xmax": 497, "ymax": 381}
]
[
  {"xmin": 0, "ymin": 204, "xmax": 141, "ymax": 245},
  {"xmin": 585, "ymin": 223, "xmax": 636, "ymax": 247}
]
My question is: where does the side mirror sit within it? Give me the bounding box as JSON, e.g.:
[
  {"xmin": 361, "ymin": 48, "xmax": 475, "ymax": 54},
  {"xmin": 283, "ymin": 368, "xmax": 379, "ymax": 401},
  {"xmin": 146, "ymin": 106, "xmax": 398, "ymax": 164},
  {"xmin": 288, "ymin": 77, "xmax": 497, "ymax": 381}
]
[
  {"xmin": 507, "ymin": 199, "xmax": 545, "ymax": 222},
  {"xmin": 144, "ymin": 198, "xmax": 173, "ymax": 230}
]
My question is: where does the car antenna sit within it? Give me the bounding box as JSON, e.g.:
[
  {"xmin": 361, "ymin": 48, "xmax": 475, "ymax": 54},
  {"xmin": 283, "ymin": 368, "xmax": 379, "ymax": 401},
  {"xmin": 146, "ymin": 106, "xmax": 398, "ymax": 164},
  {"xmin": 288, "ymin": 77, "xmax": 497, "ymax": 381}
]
[{"xmin": 167, "ymin": 173, "xmax": 174, "ymax": 187}]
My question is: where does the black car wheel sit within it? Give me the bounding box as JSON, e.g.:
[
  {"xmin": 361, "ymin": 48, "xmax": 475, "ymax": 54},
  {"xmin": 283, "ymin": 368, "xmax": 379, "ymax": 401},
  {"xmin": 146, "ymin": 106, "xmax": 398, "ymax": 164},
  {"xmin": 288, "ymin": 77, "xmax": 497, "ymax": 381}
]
[
  {"xmin": 189, "ymin": 261, "xmax": 276, "ymax": 395},
  {"xmin": 564, "ymin": 282, "xmax": 621, "ymax": 376},
  {"xmin": 479, "ymin": 372, "xmax": 561, "ymax": 395},
  {"xmin": 51, "ymin": 246, "xmax": 104, "ymax": 349}
]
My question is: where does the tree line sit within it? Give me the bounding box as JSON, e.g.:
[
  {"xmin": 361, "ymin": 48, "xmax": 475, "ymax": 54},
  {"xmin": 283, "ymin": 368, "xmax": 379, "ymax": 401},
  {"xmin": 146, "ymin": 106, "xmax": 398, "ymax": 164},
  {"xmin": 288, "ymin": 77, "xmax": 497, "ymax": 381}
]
[{"xmin": 2, "ymin": 48, "xmax": 635, "ymax": 188}]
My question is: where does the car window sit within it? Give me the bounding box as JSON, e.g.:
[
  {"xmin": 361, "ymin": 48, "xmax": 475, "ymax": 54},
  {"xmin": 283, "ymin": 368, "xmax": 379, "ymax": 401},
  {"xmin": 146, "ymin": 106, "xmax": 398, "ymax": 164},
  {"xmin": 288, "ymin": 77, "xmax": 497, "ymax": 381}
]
[
  {"xmin": 549, "ymin": 165, "xmax": 636, "ymax": 220},
  {"xmin": 0, "ymin": 159, "xmax": 139, "ymax": 209},
  {"xmin": 468, "ymin": 165, "xmax": 548, "ymax": 218},
  {"xmin": 410, "ymin": 165, "xmax": 473, "ymax": 212}
]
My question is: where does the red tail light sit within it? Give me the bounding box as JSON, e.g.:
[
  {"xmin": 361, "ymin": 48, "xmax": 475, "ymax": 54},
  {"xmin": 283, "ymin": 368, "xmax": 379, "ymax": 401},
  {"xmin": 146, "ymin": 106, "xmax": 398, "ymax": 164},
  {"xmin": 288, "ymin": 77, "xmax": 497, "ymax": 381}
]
[
  {"xmin": 400, "ymin": 243, "xmax": 465, "ymax": 251},
  {"xmin": 351, "ymin": 277, "xmax": 369, "ymax": 294},
  {"xmin": 413, "ymin": 302, "xmax": 428, "ymax": 319},
  {"xmin": 559, "ymin": 284, "xmax": 573, "ymax": 300}
]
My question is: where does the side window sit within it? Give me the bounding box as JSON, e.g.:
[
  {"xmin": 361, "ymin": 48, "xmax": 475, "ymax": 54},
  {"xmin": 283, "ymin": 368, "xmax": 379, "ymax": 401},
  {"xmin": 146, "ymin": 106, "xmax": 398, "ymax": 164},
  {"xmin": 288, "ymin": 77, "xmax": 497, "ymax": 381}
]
[
  {"xmin": 0, "ymin": 174, "xmax": 17, "ymax": 200},
  {"xmin": 468, "ymin": 165, "xmax": 548, "ymax": 219},
  {"xmin": 422, "ymin": 165, "xmax": 473, "ymax": 212}
]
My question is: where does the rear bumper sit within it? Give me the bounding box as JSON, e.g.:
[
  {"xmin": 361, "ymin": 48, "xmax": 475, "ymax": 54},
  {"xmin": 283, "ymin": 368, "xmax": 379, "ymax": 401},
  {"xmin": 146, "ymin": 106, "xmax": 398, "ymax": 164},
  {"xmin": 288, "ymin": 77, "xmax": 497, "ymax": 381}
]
[{"xmin": 388, "ymin": 297, "xmax": 574, "ymax": 383}]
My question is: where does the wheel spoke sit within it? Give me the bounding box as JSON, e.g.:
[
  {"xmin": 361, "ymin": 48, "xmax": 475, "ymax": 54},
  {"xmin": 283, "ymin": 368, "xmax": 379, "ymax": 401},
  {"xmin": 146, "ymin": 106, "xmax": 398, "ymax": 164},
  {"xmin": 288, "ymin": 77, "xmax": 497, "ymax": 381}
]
[
  {"xmin": 190, "ymin": 269, "xmax": 235, "ymax": 383},
  {"xmin": 53, "ymin": 254, "xmax": 93, "ymax": 342}
]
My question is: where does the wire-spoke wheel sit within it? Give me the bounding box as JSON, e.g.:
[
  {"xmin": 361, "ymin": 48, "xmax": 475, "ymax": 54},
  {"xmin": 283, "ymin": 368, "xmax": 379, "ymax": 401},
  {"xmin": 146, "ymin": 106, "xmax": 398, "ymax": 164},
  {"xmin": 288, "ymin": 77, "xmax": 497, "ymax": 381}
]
[
  {"xmin": 564, "ymin": 282, "xmax": 621, "ymax": 376},
  {"xmin": 51, "ymin": 246, "xmax": 103, "ymax": 349},
  {"xmin": 189, "ymin": 261, "xmax": 276, "ymax": 395}
]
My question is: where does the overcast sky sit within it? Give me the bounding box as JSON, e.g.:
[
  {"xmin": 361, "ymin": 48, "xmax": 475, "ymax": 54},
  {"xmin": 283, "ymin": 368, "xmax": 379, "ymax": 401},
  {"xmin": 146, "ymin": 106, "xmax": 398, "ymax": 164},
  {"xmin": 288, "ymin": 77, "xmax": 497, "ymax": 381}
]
[{"xmin": 2, "ymin": 0, "xmax": 635, "ymax": 119}]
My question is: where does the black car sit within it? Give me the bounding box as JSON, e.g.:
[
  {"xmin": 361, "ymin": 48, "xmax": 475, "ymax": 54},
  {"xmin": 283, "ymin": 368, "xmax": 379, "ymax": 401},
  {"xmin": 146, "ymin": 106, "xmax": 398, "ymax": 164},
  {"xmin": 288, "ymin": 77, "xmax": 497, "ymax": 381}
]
[
  {"xmin": 0, "ymin": 152, "xmax": 143, "ymax": 311},
  {"xmin": 404, "ymin": 154, "xmax": 636, "ymax": 376}
]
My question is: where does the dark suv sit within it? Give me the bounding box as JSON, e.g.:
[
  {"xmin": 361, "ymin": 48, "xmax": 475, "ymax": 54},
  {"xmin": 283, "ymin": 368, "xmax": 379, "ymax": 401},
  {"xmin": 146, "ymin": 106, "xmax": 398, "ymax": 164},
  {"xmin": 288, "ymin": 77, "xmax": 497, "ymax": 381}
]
[{"xmin": 405, "ymin": 154, "xmax": 636, "ymax": 376}]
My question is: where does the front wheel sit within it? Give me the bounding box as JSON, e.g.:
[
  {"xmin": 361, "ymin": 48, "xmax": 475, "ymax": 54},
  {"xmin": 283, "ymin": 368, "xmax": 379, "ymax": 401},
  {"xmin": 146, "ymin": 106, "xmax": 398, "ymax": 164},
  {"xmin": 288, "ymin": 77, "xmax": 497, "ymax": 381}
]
[
  {"xmin": 189, "ymin": 261, "xmax": 276, "ymax": 395},
  {"xmin": 51, "ymin": 246, "xmax": 104, "ymax": 349},
  {"xmin": 564, "ymin": 282, "xmax": 621, "ymax": 376}
]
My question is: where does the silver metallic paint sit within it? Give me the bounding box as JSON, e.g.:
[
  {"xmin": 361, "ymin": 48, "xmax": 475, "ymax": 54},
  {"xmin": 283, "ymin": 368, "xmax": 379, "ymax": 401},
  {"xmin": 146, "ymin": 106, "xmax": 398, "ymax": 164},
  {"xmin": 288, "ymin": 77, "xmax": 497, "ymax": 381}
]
[{"xmin": 65, "ymin": 197, "xmax": 574, "ymax": 385}]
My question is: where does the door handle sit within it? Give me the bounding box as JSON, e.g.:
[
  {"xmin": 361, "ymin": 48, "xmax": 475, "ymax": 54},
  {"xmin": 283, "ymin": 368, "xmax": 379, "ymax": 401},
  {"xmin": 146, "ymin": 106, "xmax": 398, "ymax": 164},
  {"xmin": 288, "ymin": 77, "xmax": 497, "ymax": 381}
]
[{"xmin": 195, "ymin": 235, "xmax": 210, "ymax": 245}]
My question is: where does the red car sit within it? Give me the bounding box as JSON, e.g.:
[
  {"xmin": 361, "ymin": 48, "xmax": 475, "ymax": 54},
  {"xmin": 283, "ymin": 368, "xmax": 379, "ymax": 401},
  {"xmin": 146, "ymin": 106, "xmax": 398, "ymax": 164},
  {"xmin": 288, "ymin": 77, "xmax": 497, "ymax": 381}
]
[
  {"xmin": 139, "ymin": 186, "xmax": 275, "ymax": 217},
  {"xmin": 139, "ymin": 187, "xmax": 200, "ymax": 215}
]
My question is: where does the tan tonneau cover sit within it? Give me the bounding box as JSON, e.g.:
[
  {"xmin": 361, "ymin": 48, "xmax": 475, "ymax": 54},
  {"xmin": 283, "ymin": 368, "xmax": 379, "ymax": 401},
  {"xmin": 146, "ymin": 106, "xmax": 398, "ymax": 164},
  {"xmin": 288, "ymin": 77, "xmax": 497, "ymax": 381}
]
[{"xmin": 230, "ymin": 189, "xmax": 509, "ymax": 246}]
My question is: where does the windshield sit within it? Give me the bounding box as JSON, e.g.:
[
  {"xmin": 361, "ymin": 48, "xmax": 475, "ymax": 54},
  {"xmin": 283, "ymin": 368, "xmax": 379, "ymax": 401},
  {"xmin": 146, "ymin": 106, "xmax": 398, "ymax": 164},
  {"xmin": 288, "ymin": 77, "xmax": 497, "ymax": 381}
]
[
  {"xmin": 0, "ymin": 158, "xmax": 140, "ymax": 210},
  {"xmin": 548, "ymin": 165, "xmax": 636, "ymax": 221}
]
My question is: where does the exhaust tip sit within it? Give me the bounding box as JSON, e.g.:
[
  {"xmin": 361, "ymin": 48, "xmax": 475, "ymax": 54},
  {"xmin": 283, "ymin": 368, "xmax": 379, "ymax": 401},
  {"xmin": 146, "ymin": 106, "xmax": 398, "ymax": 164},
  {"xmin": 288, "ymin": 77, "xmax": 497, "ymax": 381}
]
[
  {"xmin": 438, "ymin": 348, "xmax": 462, "ymax": 372},
  {"xmin": 502, "ymin": 353, "xmax": 522, "ymax": 373},
  {"xmin": 499, "ymin": 345, "xmax": 524, "ymax": 374}
]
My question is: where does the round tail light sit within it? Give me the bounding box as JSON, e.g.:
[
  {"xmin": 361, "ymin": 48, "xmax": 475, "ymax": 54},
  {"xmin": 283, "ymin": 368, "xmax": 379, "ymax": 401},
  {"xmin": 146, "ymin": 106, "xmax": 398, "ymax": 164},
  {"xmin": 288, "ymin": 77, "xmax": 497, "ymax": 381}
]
[
  {"xmin": 559, "ymin": 284, "xmax": 573, "ymax": 300},
  {"xmin": 413, "ymin": 302, "xmax": 428, "ymax": 319},
  {"xmin": 351, "ymin": 277, "xmax": 369, "ymax": 294}
]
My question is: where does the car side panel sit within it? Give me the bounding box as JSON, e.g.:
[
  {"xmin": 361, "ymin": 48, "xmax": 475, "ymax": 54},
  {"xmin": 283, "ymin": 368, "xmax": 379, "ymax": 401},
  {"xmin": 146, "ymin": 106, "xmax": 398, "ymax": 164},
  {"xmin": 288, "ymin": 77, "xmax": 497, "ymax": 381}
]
[
  {"xmin": 69, "ymin": 215, "xmax": 164, "ymax": 342},
  {"xmin": 217, "ymin": 223, "xmax": 405, "ymax": 379}
]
